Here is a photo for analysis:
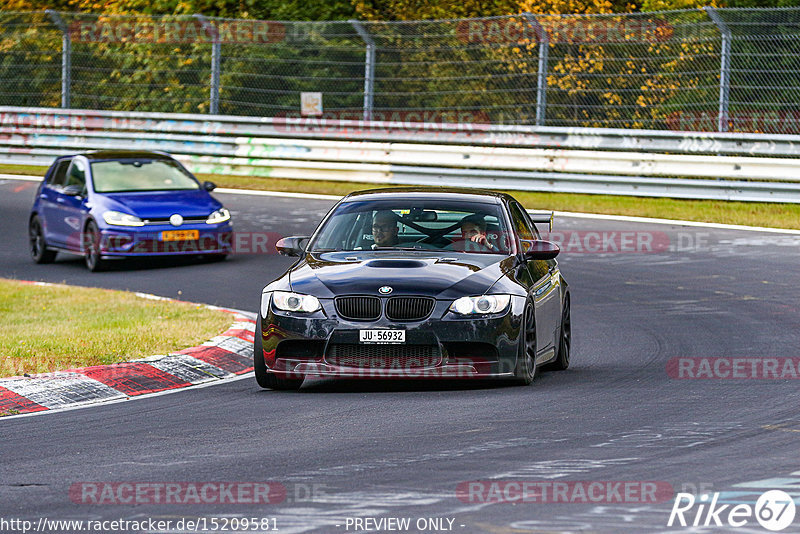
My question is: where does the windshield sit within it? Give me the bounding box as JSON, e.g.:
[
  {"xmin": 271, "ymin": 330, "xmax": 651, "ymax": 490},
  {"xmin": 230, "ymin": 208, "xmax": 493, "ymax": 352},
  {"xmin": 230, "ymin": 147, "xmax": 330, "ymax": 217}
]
[
  {"xmin": 308, "ymin": 199, "xmax": 511, "ymax": 254},
  {"xmin": 91, "ymin": 159, "xmax": 200, "ymax": 193}
]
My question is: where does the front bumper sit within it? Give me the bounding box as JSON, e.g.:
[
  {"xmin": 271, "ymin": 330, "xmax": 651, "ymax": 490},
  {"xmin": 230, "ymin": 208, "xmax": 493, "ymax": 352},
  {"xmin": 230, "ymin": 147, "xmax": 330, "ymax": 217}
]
[
  {"xmin": 96, "ymin": 223, "xmax": 233, "ymax": 257},
  {"xmin": 259, "ymin": 295, "xmax": 525, "ymax": 379}
]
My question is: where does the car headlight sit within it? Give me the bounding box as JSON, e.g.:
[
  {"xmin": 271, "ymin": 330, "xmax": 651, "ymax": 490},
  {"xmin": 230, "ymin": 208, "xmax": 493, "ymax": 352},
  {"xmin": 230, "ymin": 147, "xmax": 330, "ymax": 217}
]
[
  {"xmin": 206, "ymin": 208, "xmax": 231, "ymax": 224},
  {"xmin": 102, "ymin": 210, "xmax": 144, "ymax": 227},
  {"xmin": 271, "ymin": 291, "xmax": 321, "ymax": 313},
  {"xmin": 449, "ymin": 295, "xmax": 511, "ymax": 315}
]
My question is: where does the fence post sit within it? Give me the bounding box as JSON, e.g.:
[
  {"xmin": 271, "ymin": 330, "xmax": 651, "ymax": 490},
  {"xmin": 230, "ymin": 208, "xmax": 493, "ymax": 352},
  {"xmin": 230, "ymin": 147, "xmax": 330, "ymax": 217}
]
[
  {"xmin": 523, "ymin": 13, "xmax": 548, "ymax": 127},
  {"xmin": 350, "ymin": 20, "xmax": 375, "ymax": 121},
  {"xmin": 704, "ymin": 6, "xmax": 731, "ymax": 133},
  {"xmin": 193, "ymin": 14, "xmax": 220, "ymax": 115},
  {"xmin": 45, "ymin": 10, "xmax": 70, "ymax": 109}
]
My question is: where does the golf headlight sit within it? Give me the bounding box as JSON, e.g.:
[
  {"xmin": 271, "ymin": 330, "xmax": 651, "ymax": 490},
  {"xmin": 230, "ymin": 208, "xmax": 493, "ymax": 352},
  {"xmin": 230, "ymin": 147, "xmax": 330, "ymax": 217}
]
[
  {"xmin": 102, "ymin": 210, "xmax": 144, "ymax": 227},
  {"xmin": 206, "ymin": 208, "xmax": 231, "ymax": 224},
  {"xmin": 449, "ymin": 295, "xmax": 511, "ymax": 315},
  {"xmin": 271, "ymin": 291, "xmax": 321, "ymax": 313}
]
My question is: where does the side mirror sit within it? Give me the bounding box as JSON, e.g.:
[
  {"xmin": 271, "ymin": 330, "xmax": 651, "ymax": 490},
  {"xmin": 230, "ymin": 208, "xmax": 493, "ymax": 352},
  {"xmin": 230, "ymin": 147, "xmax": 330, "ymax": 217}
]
[
  {"xmin": 203, "ymin": 181, "xmax": 217, "ymax": 191},
  {"xmin": 276, "ymin": 236, "xmax": 310, "ymax": 257},
  {"xmin": 520, "ymin": 239, "xmax": 560, "ymax": 260},
  {"xmin": 62, "ymin": 184, "xmax": 84, "ymax": 197}
]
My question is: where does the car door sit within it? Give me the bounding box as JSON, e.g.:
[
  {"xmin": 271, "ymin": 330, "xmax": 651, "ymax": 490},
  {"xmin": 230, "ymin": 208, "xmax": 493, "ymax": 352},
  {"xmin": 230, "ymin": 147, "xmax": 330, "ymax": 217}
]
[
  {"xmin": 522, "ymin": 205, "xmax": 563, "ymax": 351},
  {"xmin": 509, "ymin": 201, "xmax": 560, "ymax": 356},
  {"xmin": 37, "ymin": 158, "xmax": 71, "ymax": 246},
  {"xmin": 47, "ymin": 158, "xmax": 88, "ymax": 249}
]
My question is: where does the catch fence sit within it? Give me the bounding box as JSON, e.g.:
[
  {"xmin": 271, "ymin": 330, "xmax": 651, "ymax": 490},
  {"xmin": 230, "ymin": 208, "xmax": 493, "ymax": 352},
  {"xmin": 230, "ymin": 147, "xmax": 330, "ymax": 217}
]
[{"xmin": 1, "ymin": 8, "xmax": 800, "ymax": 133}]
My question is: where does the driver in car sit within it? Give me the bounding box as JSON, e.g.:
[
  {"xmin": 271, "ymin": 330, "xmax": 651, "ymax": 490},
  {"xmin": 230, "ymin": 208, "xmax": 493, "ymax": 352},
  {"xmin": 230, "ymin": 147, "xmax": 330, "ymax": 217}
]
[
  {"xmin": 451, "ymin": 214, "xmax": 495, "ymax": 251},
  {"xmin": 372, "ymin": 210, "xmax": 400, "ymax": 248}
]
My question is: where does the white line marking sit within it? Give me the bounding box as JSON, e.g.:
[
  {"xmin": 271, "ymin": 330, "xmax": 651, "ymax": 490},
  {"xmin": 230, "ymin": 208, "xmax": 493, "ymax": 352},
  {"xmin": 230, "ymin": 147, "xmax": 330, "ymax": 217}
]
[
  {"xmin": 0, "ymin": 174, "xmax": 42, "ymax": 181},
  {"xmin": 550, "ymin": 210, "xmax": 800, "ymax": 235}
]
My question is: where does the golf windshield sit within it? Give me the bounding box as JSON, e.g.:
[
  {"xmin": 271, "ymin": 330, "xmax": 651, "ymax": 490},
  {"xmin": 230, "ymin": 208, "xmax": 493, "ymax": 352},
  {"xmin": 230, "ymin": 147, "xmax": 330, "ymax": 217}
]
[
  {"xmin": 309, "ymin": 200, "xmax": 512, "ymax": 254},
  {"xmin": 91, "ymin": 159, "xmax": 200, "ymax": 193}
]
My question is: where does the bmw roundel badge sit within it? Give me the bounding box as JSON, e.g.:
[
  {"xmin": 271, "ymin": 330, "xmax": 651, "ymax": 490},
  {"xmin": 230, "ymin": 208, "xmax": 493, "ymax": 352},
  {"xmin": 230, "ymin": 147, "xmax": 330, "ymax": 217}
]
[{"xmin": 379, "ymin": 286, "xmax": 393, "ymax": 295}]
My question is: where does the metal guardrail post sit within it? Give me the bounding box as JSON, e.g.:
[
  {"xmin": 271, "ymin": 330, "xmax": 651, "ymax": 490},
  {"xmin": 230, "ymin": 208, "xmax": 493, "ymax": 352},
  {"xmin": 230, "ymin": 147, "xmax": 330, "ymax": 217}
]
[
  {"xmin": 45, "ymin": 10, "xmax": 71, "ymax": 109},
  {"xmin": 523, "ymin": 13, "xmax": 549, "ymax": 127},
  {"xmin": 350, "ymin": 20, "xmax": 376, "ymax": 122},
  {"xmin": 705, "ymin": 7, "xmax": 731, "ymax": 133},
  {"xmin": 193, "ymin": 14, "xmax": 221, "ymax": 115}
]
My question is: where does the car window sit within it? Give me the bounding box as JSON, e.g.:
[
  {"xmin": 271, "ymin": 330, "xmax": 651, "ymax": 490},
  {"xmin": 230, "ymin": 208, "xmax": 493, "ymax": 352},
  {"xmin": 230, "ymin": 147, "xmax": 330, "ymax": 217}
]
[
  {"xmin": 47, "ymin": 160, "xmax": 71, "ymax": 188},
  {"xmin": 91, "ymin": 159, "xmax": 199, "ymax": 193},
  {"xmin": 521, "ymin": 209, "xmax": 543, "ymax": 239},
  {"xmin": 509, "ymin": 202, "xmax": 534, "ymax": 242},
  {"xmin": 309, "ymin": 200, "xmax": 511, "ymax": 254},
  {"xmin": 65, "ymin": 159, "xmax": 86, "ymax": 189}
]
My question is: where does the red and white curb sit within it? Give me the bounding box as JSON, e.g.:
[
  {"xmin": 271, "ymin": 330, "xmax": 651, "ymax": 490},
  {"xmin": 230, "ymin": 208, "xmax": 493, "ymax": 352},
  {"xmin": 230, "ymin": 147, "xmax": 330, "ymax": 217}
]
[{"xmin": 0, "ymin": 283, "xmax": 255, "ymax": 417}]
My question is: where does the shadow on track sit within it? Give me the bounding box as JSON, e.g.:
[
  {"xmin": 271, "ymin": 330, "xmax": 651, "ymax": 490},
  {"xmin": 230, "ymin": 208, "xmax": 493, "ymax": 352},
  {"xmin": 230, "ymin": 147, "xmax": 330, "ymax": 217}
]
[{"xmin": 49, "ymin": 254, "xmax": 230, "ymax": 272}]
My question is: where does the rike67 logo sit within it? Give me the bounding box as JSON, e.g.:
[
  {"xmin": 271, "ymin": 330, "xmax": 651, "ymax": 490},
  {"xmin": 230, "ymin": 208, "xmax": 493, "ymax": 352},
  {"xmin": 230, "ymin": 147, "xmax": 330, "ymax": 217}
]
[{"xmin": 668, "ymin": 490, "xmax": 796, "ymax": 531}]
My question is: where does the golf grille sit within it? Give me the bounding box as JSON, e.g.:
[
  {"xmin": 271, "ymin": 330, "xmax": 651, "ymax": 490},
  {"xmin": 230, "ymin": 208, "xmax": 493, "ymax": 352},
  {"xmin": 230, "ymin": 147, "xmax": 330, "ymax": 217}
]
[
  {"xmin": 335, "ymin": 296, "xmax": 381, "ymax": 321},
  {"xmin": 386, "ymin": 297, "xmax": 435, "ymax": 321},
  {"xmin": 326, "ymin": 344, "xmax": 440, "ymax": 369}
]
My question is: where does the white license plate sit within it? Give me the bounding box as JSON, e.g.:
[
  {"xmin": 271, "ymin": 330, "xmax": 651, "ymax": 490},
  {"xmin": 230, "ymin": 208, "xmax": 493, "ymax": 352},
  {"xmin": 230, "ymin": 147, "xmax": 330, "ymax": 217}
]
[{"xmin": 359, "ymin": 329, "xmax": 405, "ymax": 344}]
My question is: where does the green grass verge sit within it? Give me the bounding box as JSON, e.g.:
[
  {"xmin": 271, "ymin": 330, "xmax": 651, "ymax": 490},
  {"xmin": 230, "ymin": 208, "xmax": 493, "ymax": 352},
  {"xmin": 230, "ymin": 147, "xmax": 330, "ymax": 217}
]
[
  {"xmin": 4, "ymin": 163, "xmax": 799, "ymax": 230},
  {"xmin": 0, "ymin": 278, "xmax": 233, "ymax": 377},
  {"xmin": 0, "ymin": 164, "xmax": 48, "ymax": 176}
]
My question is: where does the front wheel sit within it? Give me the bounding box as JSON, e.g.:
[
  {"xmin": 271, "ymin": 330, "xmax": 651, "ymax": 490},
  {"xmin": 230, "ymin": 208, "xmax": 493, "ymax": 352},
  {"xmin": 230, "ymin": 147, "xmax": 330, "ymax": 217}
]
[
  {"xmin": 253, "ymin": 316, "xmax": 304, "ymax": 391},
  {"xmin": 29, "ymin": 216, "xmax": 57, "ymax": 264},
  {"xmin": 513, "ymin": 302, "xmax": 537, "ymax": 385},
  {"xmin": 83, "ymin": 220, "xmax": 106, "ymax": 272}
]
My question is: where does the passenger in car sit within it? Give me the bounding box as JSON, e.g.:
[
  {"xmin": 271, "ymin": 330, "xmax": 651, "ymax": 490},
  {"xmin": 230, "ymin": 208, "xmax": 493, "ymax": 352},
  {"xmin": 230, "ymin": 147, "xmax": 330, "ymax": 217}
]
[
  {"xmin": 372, "ymin": 210, "xmax": 400, "ymax": 248},
  {"xmin": 451, "ymin": 214, "xmax": 496, "ymax": 251}
]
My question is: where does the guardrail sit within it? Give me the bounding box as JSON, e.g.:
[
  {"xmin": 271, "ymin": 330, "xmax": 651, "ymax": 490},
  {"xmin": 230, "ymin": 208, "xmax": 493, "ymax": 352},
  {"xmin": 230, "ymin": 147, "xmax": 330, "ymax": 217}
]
[{"xmin": 2, "ymin": 106, "xmax": 800, "ymax": 203}]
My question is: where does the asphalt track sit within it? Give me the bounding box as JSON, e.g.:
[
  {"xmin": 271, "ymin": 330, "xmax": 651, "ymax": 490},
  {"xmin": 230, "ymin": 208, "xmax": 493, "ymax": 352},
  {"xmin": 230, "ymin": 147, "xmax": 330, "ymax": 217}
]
[{"xmin": 2, "ymin": 178, "xmax": 800, "ymax": 533}]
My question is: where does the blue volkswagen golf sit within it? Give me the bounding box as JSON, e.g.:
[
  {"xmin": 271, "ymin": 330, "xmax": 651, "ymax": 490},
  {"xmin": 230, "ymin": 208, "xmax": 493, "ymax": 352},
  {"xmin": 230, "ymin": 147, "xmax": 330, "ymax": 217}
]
[{"xmin": 29, "ymin": 150, "xmax": 233, "ymax": 271}]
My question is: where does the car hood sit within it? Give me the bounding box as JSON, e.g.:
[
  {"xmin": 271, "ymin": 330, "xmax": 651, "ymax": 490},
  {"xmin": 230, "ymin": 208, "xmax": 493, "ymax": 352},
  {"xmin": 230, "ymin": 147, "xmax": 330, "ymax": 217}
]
[
  {"xmin": 289, "ymin": 252, "xmax": 517, "ymax": 299},
  {"xmin": 99, "ymin": 190, "xmax": 221, "ymax": 219}
]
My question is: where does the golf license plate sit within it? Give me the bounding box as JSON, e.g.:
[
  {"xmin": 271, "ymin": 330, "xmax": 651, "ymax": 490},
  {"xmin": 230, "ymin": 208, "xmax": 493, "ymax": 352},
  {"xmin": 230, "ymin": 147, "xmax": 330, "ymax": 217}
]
[
  {"xmin": 161, "ymin": 230, "xmax": 199, "ymax": 241},
  {"xmin": 359, "ymin": 329, "xmax": 405, "ymax": 344}
]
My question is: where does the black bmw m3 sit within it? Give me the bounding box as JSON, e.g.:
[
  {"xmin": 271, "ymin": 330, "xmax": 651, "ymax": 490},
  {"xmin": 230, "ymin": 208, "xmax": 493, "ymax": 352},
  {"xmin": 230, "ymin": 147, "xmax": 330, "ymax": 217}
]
[{"xmin": 254, "ymin": 188, "xmax": 571, "ymax": 390}]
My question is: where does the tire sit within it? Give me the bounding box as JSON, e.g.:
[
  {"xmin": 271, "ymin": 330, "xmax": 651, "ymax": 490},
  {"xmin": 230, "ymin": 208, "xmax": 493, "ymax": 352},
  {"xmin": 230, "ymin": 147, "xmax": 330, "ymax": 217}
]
[
  {"xmin": 29, "ymin": 216, "xmax": 56, "ymax": 264},
  {"xmin": 544, "ymin": 294, "xmax": 571, "ymax": 371},
  {"xmin": 253, "ymin": 316, "xmax": 304, "ymax": 391},
  {"xmin": 83, "ymin": 220, "xmax": 106, "ymax": 272},
  {"xmin": 513, "ymin": 302, "xmax": 537, "ymax": 385}
]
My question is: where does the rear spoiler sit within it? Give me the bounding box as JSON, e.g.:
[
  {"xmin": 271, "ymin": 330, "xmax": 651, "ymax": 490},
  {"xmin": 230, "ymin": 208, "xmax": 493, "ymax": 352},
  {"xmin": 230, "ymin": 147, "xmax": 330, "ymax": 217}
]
[{"xmin": 529, "ymin": 211, "xmax": 554, "ymax": 232}]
